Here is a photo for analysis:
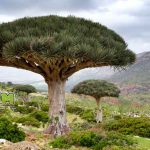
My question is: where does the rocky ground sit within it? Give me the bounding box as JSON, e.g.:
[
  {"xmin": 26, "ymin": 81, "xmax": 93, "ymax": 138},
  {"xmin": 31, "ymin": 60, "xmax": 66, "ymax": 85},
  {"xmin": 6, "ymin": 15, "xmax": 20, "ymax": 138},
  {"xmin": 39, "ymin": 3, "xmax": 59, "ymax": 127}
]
[{"xmin": 0, "ymin": 140, "xmax": 39, "ymax": 150}]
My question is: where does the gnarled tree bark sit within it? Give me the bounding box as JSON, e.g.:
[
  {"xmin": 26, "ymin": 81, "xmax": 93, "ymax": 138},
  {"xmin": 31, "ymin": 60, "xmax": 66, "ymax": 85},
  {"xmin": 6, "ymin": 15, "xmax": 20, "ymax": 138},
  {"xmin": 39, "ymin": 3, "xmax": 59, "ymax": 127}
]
[{"xmin": 44, "ymin": 79, "xmax": 69, "ymax": 136}]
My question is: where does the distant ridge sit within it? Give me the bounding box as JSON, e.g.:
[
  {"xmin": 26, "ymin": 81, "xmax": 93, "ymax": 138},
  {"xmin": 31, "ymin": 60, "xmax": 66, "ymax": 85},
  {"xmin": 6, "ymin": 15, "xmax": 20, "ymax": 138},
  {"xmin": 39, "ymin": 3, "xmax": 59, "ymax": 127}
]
[{"xmin": 110, "ymin": 51, "xmax": 150, "ymax": 93}]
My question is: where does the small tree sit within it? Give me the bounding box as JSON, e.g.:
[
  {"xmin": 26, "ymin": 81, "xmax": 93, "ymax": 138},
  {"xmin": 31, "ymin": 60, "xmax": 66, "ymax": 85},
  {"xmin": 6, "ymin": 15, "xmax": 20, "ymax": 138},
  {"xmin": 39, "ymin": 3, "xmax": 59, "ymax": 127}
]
[
  {"xmin": 7, "ymin": 81, "xmax": 13, "ymax": 86},
  {"xmin": 71, "ymin": 80, "xmax": 120, "ymax": 123},
  {"xmin": 0, "ymin": 117, "xmax": 25, "ymax": 142},
  {"xmin": 14, "ymin": 84, "xmax": 37, "ymax": 102},
  {"xmin": 14, "ymin": 84, "xmax": 37, "ymax": 94},
  {"xmin": 0, "ymin": 15, "xmax": 135, "ymax": 135}
]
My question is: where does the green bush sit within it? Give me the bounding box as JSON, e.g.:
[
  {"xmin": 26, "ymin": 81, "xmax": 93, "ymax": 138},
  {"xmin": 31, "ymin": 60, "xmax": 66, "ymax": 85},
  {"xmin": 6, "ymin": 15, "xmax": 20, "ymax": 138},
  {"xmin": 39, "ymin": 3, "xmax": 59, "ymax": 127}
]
[
  {"xmin": 14, "ymin": 84, "xmax": 37, "ymax": 94},
  {"xmin": 50, "ymin": 137, "xmax": 70, "ymax": 149},
  {"xmin": 0, "ymin": 117, "xmax": 25, "ymax": 142},
  {"xmin": 17, "ymin": 116, "xmax": 41, "ymax": 127},
  {"xmin": 14, "ymin": 100, "xmax": 24, "ymax": 106},
  {"xmin": 50, "ymin": 131, "xmax": 102, "ymax": 149},
  {"xmin": 30, "ymin": 110, "xmax": 49, "ymax": 123},
  {"xmin": 114, "ymin": 115, "xmax": 122, "ymax": 120},
  {"xmin": 105, "ymin": 117, "xmax": 150, "ymax": 138},
  {"xmin": 50, "ymin": 130, "xmax": 135, "ymax": 149},
  {"xmin": 26, "ymin": 101, "xmax": 39, "ymax": 107},
  {"xmin": 15, "ymin": 105, "xmax": 36, "ymax": 114},
  {"xmin": 94, "ymin": 132, "xmax": 134, "ymax": 150},
  {"xmin": 66, "ymin": 105, "xmax": 95, "ymax": 122},
  {"xmin": 66, "ymin": 105, "xmax": 84, "ymax": 115},
  {"xmin": 80, "ymin": 109, "xmax": 95, "ymax": 122},
  {"xmin": 41, "ymin": 104, "xmax": 49, "ymax": 112},
  {"xmin": 79, "ymin": 131, "xmax": 102, "ymax": 147}
]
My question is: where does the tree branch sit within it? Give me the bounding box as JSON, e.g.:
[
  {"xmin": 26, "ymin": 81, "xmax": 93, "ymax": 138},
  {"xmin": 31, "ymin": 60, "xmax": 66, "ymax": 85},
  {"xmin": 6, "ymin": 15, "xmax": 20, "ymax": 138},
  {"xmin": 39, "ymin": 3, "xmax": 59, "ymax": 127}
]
[{"xmin": 62, "ymin": 61, "xmax": 109, "ymax": 79}]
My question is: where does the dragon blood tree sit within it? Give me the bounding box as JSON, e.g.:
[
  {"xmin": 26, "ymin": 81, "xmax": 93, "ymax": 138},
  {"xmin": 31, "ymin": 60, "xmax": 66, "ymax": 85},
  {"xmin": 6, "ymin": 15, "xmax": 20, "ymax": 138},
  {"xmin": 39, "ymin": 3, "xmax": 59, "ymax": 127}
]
[
  {"xmin": 0, "ymin": 15, "xmax": 135, "ymax": 135},
  {"xmin": 71, "ymin": 80, "xmax": 120, "ymax": 123}
]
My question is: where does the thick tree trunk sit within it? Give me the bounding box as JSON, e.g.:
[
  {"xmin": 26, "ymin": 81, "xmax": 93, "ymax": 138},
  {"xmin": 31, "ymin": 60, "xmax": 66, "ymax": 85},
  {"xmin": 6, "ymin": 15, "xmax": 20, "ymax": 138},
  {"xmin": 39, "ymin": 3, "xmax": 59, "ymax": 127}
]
[
  {"xmin": 44, "ymin": 80, "xmax": 69, "ymax": 136},
  {"xmin": 95, "ymin": 99, "xmax": 103, "ymax": 123}
]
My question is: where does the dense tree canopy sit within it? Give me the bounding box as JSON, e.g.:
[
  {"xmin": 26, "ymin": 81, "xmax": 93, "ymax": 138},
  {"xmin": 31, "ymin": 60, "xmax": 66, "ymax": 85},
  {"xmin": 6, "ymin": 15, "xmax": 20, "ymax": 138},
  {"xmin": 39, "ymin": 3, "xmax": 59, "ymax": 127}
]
[
  {"xmin": 14, "ymin": 84, "xmax": 37, "ymax": 94},
  {"xmin": 71, "ymin": 80, "xmax": 120, "ymax": 100},
  {"xmin": 0, "ymin": 15, "xmax": 135, "ymax": 81}
]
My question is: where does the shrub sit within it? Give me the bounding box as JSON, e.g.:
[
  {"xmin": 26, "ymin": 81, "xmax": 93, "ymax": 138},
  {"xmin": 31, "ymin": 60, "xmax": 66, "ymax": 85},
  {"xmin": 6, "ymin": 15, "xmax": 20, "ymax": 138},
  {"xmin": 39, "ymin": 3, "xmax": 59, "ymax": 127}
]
[
  {"xmin": 26, "ymin": 101, "xmax": 39, "ymax": 107},
  {"xmin": 0, "ymin": 117, "xmax": 25, "ymax": 142},
  {"xmin": 66, "ymin": 105, "xmax": 95, "ymax": 122},
  {"xmin": 107, "ymin": 131, "xmax": 134, "ymax": 146},
  {"xmin": 66, "ymin": 105, "xmax": 84, "ymax": 115},
  {"xmin": 114, "ymin": 115, "xmax": 122, "ymax": 120},
  {"xmin": 15, "ymin": 105, "xmax": 36, "ymax": 114},
  {"xmin": 14, "ymin": 100, "xmax": 24, "ymax": 106},
  {"xmin": 50, "ymin": 137, "xmax": 70, "ymax": 149},
  {"xmin": 79, "ymin": 131, "xmax": 102, "ymax": 147},
  {"xmin": 80, "ymin": 109, "xmax": 95, "ymax": 122},
  {"xmin": 16, "ymin": 116, "xmax": 41, "ymax": 127},
  {"xmin": 30, "ymin": 110, "xmax": 49, "ymax": 123},
  {"xmin": 105, "ymin": 117, "xmax": 150, "ymax": 138},
  {"xmin": 50, "ymin": 131, "xmax": 102, "ymax": 148},
  {"xmin": 50, "ymin": 130, "xmax": 135, "ymax": 150},
  {"xmin": 93, "ymin": 132, "xmax": 134, "ymax": 150},
  {"xmin": 41, "ymin": 104, "xmax": 49, "ymax": 112}
]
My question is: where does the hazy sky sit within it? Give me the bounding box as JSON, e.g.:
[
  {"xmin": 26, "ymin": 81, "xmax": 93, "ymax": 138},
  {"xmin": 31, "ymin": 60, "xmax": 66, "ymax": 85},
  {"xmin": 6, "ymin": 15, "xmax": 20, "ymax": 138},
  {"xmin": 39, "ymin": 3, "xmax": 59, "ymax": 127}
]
[
  {"xmin": 0, "ymin": 0, "xmax": 149, "ymax": 54},
  {"xmin": 0, "ymin": 0, "xmax": 149, "ymax": 83}
]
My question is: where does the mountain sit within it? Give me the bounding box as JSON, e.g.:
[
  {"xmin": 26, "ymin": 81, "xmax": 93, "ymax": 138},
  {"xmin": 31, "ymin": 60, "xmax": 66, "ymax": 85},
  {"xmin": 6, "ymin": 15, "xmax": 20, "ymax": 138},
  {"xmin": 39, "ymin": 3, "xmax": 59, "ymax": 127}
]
[
  {"xmin": 0, "ymin": 66, "xmax": 115, "ymax": 92},
  {"xmin": 110, "ymin": 51, "xmax": 150, "ymax": 93}
]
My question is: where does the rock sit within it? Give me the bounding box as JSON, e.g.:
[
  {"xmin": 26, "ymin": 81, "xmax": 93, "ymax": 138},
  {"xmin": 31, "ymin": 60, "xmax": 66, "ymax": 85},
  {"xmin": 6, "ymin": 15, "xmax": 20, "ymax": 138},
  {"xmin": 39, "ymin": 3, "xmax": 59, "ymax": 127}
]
[
  {"xmin": 1, "ymin": 141, "xmax": 39, "ymax": 150},
  {"xmin": 0, "ymin": 139, "xmax": 6, "ymax": 144},
  {"xmin": 0, "ymin": 140, "xmax": 12, "ymax": 149}
]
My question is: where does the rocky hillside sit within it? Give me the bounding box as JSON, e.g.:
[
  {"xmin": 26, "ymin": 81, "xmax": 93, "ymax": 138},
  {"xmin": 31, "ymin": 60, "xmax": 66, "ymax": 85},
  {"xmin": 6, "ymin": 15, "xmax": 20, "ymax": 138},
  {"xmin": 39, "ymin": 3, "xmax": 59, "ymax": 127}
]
[
  {"xmin": 110, "ymin": 51, "xmax": 150, "ymax": 93},
  {"xmin": 66, "ymin": 51, "xmax": 150, "ymax": 93}
]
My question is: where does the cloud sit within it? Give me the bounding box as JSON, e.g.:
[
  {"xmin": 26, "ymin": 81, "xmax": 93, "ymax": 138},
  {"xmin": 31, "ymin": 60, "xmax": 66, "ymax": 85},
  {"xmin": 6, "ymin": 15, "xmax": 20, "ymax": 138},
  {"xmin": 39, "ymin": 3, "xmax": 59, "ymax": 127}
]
[
  {"xmin": 0, "ymin": 0, "xmax": 101, "ymax": 15},
  {"xmin": 0, "ymin": 67, "xmax": 43, "ymax": 83},
  {"xmin": 0, "ymin": 0, "xmax": 149, "ymax": 53}
]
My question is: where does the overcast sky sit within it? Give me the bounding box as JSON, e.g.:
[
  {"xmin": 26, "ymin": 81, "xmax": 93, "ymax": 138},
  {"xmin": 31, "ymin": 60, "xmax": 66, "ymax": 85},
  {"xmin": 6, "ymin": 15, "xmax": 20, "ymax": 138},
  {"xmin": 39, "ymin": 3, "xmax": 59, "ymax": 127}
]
[
  {"xmin": 0, "ymin": 0, "xmax": 149, "ymax": 83},
  {"xmin": 0, "ymin": 0, "xmax": 150, "ymax": 54}
]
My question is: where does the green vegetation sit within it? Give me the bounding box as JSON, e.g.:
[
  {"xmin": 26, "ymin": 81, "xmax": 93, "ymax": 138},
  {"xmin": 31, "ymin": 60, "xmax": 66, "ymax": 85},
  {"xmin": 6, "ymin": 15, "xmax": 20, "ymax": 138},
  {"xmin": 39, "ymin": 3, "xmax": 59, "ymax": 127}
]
[
  {"xmin": 0, "ymin": 82, "xmax": 149, "ymax": 149},
  {"xmin": 105, "ymin": 117, "xmax": 150, "ymax": 138},
  {"xmin": 0, "ymin": 15, "xmax": 135, "ymax": 66},
  {"xmin": 50, "ymin": 130, "xmax": 135, "ymax": 150},
  {"xmin": 15, "ymin": 105, "xmax": 36, "ymax": 114},
  {"xmin": 0, "ymin": 117, "xmax": 25, "ymax": 142},
  {"xmin": 29, "ymin": 110, "xmax": 49, "ymax": 123},
  {"xmin": 72, "ymin": 80, "xmax": 120, "ymax": 122},
  {"xmin": 16, "ymin": 116, "xmax": 41, "ymax": 128},
  {"xmin": 67, "ymin": 105, "xmax": 95, "ymax": 122},
  {"xmin": 71, "ymin": 80, "xmax": 120, "ymax": 99},
  {"xmin": 134, "ymin": 136, "xmax": 150, "ymax": 150},
  {"xmin": 14, "ymin": 84, "xmax": 37, "ymax": 94}
]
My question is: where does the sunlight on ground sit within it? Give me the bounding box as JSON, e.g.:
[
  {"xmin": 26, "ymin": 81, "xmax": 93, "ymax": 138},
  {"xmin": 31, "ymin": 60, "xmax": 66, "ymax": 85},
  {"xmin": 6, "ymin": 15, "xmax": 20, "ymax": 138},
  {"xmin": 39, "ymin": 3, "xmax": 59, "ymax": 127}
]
[{"xmin": 134, "ymin": 136, "xmax": 150, "ymax": 150}]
